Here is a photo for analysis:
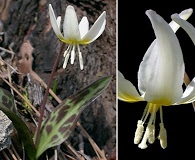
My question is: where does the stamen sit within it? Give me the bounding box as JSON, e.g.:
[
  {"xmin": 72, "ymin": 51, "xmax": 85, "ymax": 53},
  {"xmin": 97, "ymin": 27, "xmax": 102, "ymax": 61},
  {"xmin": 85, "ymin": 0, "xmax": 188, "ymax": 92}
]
[
  {"xmin": 158, "ymin": 107, "xmax": 167, "ymax": 149},
  {"xmin": 158, "ymin": 123, "xmax": 167, "ymax": 149},
  {"xmin": 134, "ymin": 104, "xmax": 150, "ymax": 146},
  {"xmin": 138, "ymin": 127, "xmax": 149, "ymax": 149},
  {"xmin": 138, "ymin": 104, "xmax": 157, "ymax": 149},
  {"xmin": 63, "ymin": 53, "xmax": 70, "ymax": 69},
  {"xmin": 64, "ymin": 45, "xmax": 71, "ymax": 57},
  {"xmin": 77, "ymin": 44, "xmax": 84, "ymax": 70},
  {"xmin": 147, "ymin": 124, "xmax": 155, "ymax": 144},
  {"xmin": 134, "ymin": 120, "xmax": 144, "ymax": 144},
  {"xmin": 63, "ymin": 50, "xmax": 68, "ymax": 58},
  {"xmin": 79, "ymin": 51, "xmax": 83, "ymax": 70},
  {"xmin": 70, "ymin": 45, "xmax": 76, "ymax": 64}
]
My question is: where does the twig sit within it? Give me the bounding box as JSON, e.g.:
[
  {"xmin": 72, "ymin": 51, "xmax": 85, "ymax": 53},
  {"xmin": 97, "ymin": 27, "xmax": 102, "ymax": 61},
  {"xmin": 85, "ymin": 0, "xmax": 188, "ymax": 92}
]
[
  {"xmin": 1, "ymin": 77, "xmax": 40, "ymax": 117},
  {"xmin": 0, "ymin": 57, "xmax": 21, "ymax": 75},
  {"xmin": 77, "ymin": 122, "xmax": 107, "ymax": 160},
  {"xmin": 1, "ymin": 150, "xmax": 10, "ymax": 160},
  {"xmin": 63, "ymin": 153, "xmax": 76, "ymax": 160},
  {"xmin": 0, "ymin": 46, "xmax": 15, "ymax": 55},
  {"xmin": 64, "ymin": 141, "xmax": 82, "ymax": 159},
  {"xmin": 11, "ymin": 144, "xmax": 22, "ymax": 160},
  {"xmin": 7, "ymin": 148, "xmax": 18, "ymax": 160},
  {"xmin": 2, "ymin": 45, "xmax": 20, "ymax": 117},
  {"xmin": 54, "ymin": 149, "xmax": 58, "ymax": 160},
  {"xmin": 78, "ymin": 134, "xmax": 85, "ymax": 160}
]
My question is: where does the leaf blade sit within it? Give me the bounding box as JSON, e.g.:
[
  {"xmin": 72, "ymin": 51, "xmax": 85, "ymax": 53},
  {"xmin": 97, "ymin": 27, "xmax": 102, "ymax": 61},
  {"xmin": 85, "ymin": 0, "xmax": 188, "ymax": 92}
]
[
  {"xmin": 0, "ymin": 87, "xmax": 36, "ymax": 160},
  {"xmin": 36, "ymin": 75, "xmax": 112, "ymax": 158}
]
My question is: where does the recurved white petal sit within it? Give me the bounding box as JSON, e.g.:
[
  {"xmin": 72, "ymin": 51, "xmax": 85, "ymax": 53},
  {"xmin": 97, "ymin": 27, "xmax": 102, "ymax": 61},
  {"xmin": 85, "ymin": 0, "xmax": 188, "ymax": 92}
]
[
  {"xmin": 169, "ymin": 8, "xmax": 193, "ymax": 33},
  {"xmin": 171, "ymin": 13, "xmax": 195, "ymax": 45},
  {"xmin": 176, "ymin": 77, "xmax": 195, "ymax": 104},
  {"xmin": 139, "ymin": 10, "xmax": 184, "ymax": 105},
  {"xmin": 79, "ymin": 17, "xmax": 89, "ymax": 39},
  {"xmin": 49, "ymin": 4, "xmax": 65, "ymax": 41},
  {"xmin": 118, "ymin": 71, "xmax": 143, "ymax": 102},
  {"xmin": 138, "ymin": 9, "xmax": 191, "ymax": 95},
  {"xmin": 138, "ymin": 40, "xmax": 156, "ymax": 95},
  {"xmin": 81, "ymin": 11, "xmax": 106, "ymax": 44},
  {"xmin": 56, "ymin": 16, "xmax": 61, "ymax": 28},
  {"xmin": 63, "ymin": 5, "xmax": 81, "ymax": 41}
]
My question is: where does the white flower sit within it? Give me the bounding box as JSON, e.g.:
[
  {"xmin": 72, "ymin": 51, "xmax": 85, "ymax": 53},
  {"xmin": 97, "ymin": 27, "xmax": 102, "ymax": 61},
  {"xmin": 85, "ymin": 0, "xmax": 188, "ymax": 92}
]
[
  {"xmin": 118, "ymin": 8, "xmax": 194, "ymax": 149},
  {"xmin": 49, "ymin": 4, "xmax": 106, "ymax": 70}
]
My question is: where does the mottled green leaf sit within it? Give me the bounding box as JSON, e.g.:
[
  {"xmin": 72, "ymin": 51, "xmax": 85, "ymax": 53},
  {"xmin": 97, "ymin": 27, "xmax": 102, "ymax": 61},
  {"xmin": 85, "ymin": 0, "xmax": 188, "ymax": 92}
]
[
  {"xmin": 0, "ymin": 88, "xmax": 17, "ymax": 114},
  {"xmin": 0, "ymin": 87, "xmax": 36, "ymax": 160},
  {"xmin": 36, "ymin": 75, "xmax": 112, "ymax": 158}
]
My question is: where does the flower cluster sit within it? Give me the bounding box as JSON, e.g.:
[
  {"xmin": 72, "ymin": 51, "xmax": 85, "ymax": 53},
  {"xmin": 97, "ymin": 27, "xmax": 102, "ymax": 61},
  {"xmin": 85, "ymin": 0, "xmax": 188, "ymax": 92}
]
[
  {"xmin": 49, "ymin": 4, "xmax": 106, "ymax": 70},
  {"xmin": 118, "ymin": 8, "xmax": 195, "ymax": 149}
]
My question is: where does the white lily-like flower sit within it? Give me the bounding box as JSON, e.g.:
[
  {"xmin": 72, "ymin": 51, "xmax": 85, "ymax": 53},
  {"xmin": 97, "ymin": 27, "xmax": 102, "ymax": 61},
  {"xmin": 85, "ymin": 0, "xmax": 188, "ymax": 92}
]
[
  {"xmin": 49, "ymin": 4, "xmax": 106, "ymax": 70},
  {"xmin": 118, "ymin": 8, "xmax": 195, "ymax": 149}
]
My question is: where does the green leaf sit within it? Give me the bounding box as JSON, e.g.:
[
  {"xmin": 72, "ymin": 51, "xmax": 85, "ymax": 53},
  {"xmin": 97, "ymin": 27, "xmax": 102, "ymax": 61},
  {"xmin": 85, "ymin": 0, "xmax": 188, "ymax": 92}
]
[
  {"xmin": 0, "ymin": 87, "xmax": 36, "ymax": 160},
  {"xmin": 0, "ymin": 87, "xmax": 17, "ymax": 114},
  {"xmin": 36, "ymin": 75, "xmax": 112, "ymax": 158}
]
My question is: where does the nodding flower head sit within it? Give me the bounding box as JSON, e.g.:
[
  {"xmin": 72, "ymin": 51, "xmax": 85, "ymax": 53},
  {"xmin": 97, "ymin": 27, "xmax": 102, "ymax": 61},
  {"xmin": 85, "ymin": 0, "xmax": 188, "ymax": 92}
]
[{"xmin": 49, "ymin": 4, "xmax": 106, "ymax": 70}]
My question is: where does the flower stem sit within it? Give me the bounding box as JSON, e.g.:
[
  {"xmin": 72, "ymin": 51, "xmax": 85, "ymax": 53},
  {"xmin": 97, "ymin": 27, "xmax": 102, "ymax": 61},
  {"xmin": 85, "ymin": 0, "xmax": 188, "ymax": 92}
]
[{"xmin": 35, "ymin": 43, "xmax": 65, "ymax": 147}]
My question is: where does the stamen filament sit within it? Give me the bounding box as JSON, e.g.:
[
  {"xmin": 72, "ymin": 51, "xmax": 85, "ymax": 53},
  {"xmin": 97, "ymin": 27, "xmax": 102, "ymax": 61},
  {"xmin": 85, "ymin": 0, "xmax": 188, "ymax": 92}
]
[
  {"xmin": 158, "ymin": 106, "xmax": 167, "ymax": 149},
  {"xmin": 64, "ymin": 45, "xmax": 72, "ymax": 57},
  {"xmin": 142, "ymin": 103, "xmax": 151, "ymax": 123},
  {"xmin": 77, "ymin": 44, "xmax": 84, "ymax": 70},
  {"xmin": 159, "ymin": 106, "xmax": 163, "ymax": 123},
  {"xmin": 63, "ymin": 53, "xmax": 70, "ymax": 69},
  {"xmin": 79, "ymin": 51, "xmax": 83, "ymax": 70},
  {"xmin": 141, "ymin": 104, "xmax": 149, "ymax": 120},
  {"xmin": 70, "ymin": 44, "xmax": 76, "ymax": 64},
  {"xmin": 138, "ymin": 104, "xmax": 157, "ymax": 149}
]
